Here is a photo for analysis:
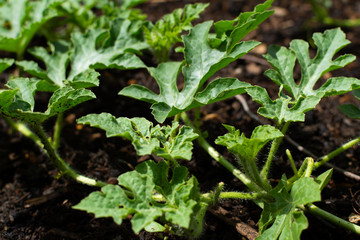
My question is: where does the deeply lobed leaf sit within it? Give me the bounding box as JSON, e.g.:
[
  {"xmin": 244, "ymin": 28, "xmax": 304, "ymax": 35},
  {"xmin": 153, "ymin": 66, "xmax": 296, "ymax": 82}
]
[
  {"xmin": 73, "ymin": 160, "xmax": 208, "ymax": 236},
  {"xmin": 120, "ymin": 1, "xmax": 274, "ymax": 122},
  {"xmin": 0, "ymin": 71, "xmax": 98, "ymax": 123},
  {"xmin": 68, "ymin": 18, "xmax": 147, "ymax": 79},
  {"xmin": 0, "ymin": 0, "xmax": 62, "ymax": 55},
  {"xmin": 212, "ymin": 0, "xmax": 274, "ymax": 52},
  {"xmin": 77, "ymin": 113, "xmax": 198, "ymax": 160},
  {"xmin": 264, "ymin": 28, "xmax": 359, "ymax": 100},
  {"xmin": 120, "ymin": 23, "xmax": 259, "ymax": 122},
  {"xmin": 246, "ymin": 86, "xmax": 321, "ymax": 124},
  {"xmin": 249, "ymin": 28, "xmax": 360, "ymax": 124},
  {"xmin": 17, "ymin": 41, "xmax": 70, "ymax": 87}
]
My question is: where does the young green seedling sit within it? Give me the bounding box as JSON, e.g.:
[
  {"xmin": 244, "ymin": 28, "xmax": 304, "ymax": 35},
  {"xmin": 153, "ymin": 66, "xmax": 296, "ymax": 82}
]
[
  {"xmin": 1, "ymin": 0, "xmax": 360, "ymax": 239},
  {"xmin": 120, "ymin": 0, "xmax": 274, "ymax": 123},
  {"xmin": 0, "ymin": 12, "xmax": 148, "ymax": 186}
]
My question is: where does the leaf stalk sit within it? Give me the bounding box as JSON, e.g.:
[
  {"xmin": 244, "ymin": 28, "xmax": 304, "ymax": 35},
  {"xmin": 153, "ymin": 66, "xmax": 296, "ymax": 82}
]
[
  {"xmin": 30, "ymin": 124, "xmax": 106, "ymax": 187},
  {"xmin": 5, "ymin": 117, "xmax": 43, "ymax": 148},
  {"xmin": 180, "ymin": 112, "xmax": 264, "ymax": 192},
  {"xmin": 260, "ymin": 121, "xmax": 290, "ymax": 180},
  {"xmin": 314, "ymin": 136, "xmax": 360, "ymax": 170},
  {"xmin": 306, "ymin": 204, "xmax": 360, "ymax": 235}
]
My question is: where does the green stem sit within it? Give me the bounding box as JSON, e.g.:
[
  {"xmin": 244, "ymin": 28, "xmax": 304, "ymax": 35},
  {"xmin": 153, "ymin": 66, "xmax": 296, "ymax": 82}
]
[
  {"xmin": 287, "ymin": 157, "xmax": 311, "ymax": 185},
  {"xmin": 180, "ymin": 112, "xmax": 263, "ymax": 192},
  {"xmin": 219, "ymin": 191, "xmax": 269, "ymax": 200},
  {"xmin": 173, "ymin": 113, "xmax": 180, "ymax": 123},
  {"xmin": 30, "ymin": 124, "xmax": 106, "ymax": 187},
  {"xmin": 213, "ymin": 182, "xmax": 224, "ymax": 203},
  {"xmin": 53, "ymin": 113, "xmax": 63, "ymax": 150},
  {"xmin": 5, "ymin": 117, "xmax": 43, "ymax": 148},
  {"xmin": 201, "ymin": 191, "xmax": 271, "ymax": 204},
  {"xmin": 306, "ymin": 204, "xmax": 360, "ymax": 235},
  {"xmin": 314, "ymin": 136, "xmax": 360, "ymax": 170},
  {"xmin": 261, "ymin": 122, "xmax": 290, "ymax": 180},
  {"xmin": 304, "ymin": 157, "xmax": 314, "ymax": 177},
  {"xmin": 243, "ymin": 156, "xmax": 272, "ymax": 191},
  {"xmin": 286, "ymin": 149, "xmax": 298, "ymax": 175}
]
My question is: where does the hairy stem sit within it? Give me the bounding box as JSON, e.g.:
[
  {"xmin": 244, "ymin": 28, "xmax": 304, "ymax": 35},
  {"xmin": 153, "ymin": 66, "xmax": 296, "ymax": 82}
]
[
  {"xmin": 306, "ymin": 204, "xmax": 360, "ymax": 235},
  {"xmin": 30, "ymin": 124, "xmax": 106, "ymax": 187},
  {"xmin": 314, "ymin": 136, "xmax": 360, "ymax": 170},
  {"xmin": 260, "ymin": 122, "xmax": 290, "ymax": 180},
  {"xmin": 240, "ymin": 156, "xmax": 272, "ymax": 191},
  {"xmin": 181, "ymin": 112, "xmax": 264, "ymax": 192},
  {"xmin": 213, "ymin": 182, "xmax": 224, "ymax": 203}
]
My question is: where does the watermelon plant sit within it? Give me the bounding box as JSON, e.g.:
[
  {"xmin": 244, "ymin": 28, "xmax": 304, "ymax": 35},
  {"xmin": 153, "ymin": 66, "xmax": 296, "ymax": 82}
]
[{"xmin": 1, "ymin": 0, "xmax": 360, "ymax": 239}]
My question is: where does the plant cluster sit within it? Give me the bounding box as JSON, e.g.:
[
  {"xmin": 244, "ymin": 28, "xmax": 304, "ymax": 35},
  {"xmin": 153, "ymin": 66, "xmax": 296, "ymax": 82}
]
[{"xmin": 1, "ymin": 0, "xmax": 360, "ymax": 239}]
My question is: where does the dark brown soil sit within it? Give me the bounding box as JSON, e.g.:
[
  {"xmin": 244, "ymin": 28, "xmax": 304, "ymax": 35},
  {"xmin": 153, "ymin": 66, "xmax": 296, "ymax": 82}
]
[{"xmin": 1, "ymin": 0, "xmax": 360, "ymax": 239}]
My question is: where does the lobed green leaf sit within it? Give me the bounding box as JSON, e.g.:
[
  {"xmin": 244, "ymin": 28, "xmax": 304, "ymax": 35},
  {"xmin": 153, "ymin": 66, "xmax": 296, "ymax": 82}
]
[
  {"xmin": 73, "ymin": 160, "xmax": 207, "ymax": 236},
  {"xmin": 17, "ymin": 41, "xmax": 70, "ymax": 87},
  {"xmin": 258, "ymin": 176, "xmax": 322, "ymax": 240},
  {"xmin": 246, "ymin": 86, "xmax": 321, "ymax": 123},
  {"xmin": 263, "ymin": 28, "xmax": 360, "ymax": 101},
  {"xmin": 216, "ymin": 124, "xmax": 283, "ymax": 162},
  {"xmin": 250, "ymin": 28, "xmax": 360, "ymax": 124},
  {"xmin": 1, "ymin": 78, "xmax": 96, "ymax": 123},
  {"xmin": 77, "ymin": 113, "xmax": 198, "ymax": 160},
  {"xmin": 121, "ymin": 21, "xmax": 259, "ymax": 122},
  {"xmin": 68, "ymin": 18, "xmax": 147, "ymax": 79},
  {"xmin": 213, "ymin": 0, "xmax": 274, "ymax": 52},
  {"xmin": 0, "ymin": 0, "xmax": 62, "ymax": 54},
  {"xmin": 120, "ymin": 1, "xmax": 275, "ymax": 122}
]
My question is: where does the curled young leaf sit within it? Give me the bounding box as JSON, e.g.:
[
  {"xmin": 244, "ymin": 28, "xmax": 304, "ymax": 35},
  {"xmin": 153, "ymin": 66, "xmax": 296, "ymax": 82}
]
[
  {"xmin": 215, "ymin": 124, "xmax": 283, "ymax": 183},
  {"xmin": 143, "ymin": 2, "xmax": 209, "ymax": 62}
]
